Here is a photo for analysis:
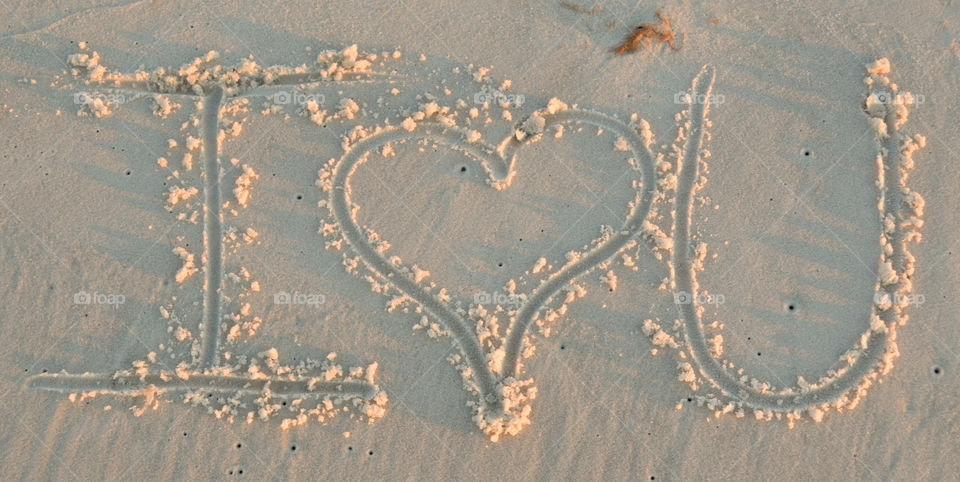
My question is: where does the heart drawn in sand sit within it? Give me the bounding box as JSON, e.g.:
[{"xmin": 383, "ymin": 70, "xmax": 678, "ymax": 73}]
[{"xmin": 323, "ymin": 97, "xmax": 666, "ymax": 440}]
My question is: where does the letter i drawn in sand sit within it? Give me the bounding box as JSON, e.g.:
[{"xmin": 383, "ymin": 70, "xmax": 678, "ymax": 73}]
[{"xmin": 29, "ymin": 47, "xmax": 395, "ymax": 428}]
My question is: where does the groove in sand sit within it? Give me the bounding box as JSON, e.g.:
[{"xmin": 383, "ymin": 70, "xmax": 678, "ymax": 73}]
[{"xmin": 199, "ymin": 85, "xmax": 224, "ymax": 371}]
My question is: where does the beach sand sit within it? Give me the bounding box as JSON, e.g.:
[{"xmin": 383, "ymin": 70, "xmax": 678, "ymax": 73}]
[{"xmin": 0, "ymin": 0, "xmax": 958, "ymax": 479}]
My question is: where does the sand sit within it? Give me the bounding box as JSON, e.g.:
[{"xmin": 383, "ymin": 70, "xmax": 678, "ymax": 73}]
[{"xmin": 0, "ymin": 0, "xmax": 958, "ymax": 480}]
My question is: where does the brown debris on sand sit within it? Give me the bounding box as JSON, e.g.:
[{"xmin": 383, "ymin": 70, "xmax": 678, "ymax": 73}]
[{"xmin": 613, "ymin": 9, "xmax": 680, "ymax": 55}]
